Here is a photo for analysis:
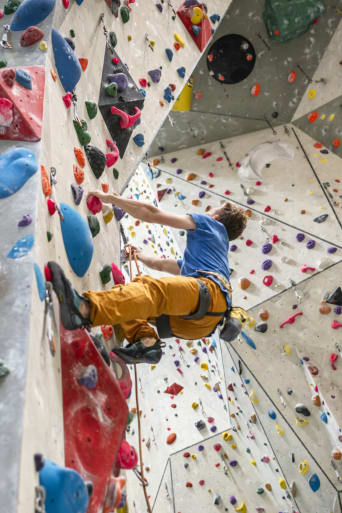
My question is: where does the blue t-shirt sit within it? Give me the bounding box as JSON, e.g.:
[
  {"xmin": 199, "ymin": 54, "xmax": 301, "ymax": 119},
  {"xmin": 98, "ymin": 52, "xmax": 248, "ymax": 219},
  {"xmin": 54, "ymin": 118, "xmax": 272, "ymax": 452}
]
[{"xmin": 177, "ymin": 213, "xmax": 231, "ymax": 308}]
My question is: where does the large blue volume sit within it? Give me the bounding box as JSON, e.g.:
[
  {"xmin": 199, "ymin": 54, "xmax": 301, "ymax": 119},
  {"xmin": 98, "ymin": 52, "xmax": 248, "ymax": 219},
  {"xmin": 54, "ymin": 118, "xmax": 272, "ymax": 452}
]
[
  {"xmin": 11, "ymin": 0, "xmax": 56, "ymax": 31},
  {"xmin": 51, "ymin": 28, "xmax": 82, "ymax": 92},
  {"xmin": 0, "ymin": 147, "xmax": 38, "ymax": 199},
  {"xmin": 60, "ymin": 202, "xmax": 93, "ymax": 277},
  {"xmin": 34, "ymin": 263, "xmax": 46, "ymax": 301}
]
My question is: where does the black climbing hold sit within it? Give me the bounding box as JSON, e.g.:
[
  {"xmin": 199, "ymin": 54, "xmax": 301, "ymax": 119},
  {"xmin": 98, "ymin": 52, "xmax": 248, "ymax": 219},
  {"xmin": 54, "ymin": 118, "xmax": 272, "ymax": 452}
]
[
  {"xmin": 90, "ymin": 334, "xmax": 110, "ymax": 366},
  {"xmin": 313, "ymin": 214, "xmax": 328, "ymax": 223},
  {"xmin": 87, "ymin": 215, "xmax": 100, "ymax": 237},
  {"xmin": 207, "ymin": 34, "xmax": 256, "ymax": 84},
  {"xmin": 70, "ymin": 29, "xmax": 75, "ymax": 38},
  {"xmin": 109, "ymin": 31, "xmax": 117, "ymax": 49},
  {"xmin": 34, "ymin": 453, "xmax": 44, "ymax": 472},
  {"xmin": 295, "ymin": 403, "xmax": 311, "ymax": 417},
  {"xmin": 85, "ymin": 145, "xmax": 106, "ymax": 179},
  {"xmin": 255, "ymin": 322, "xmax": 268, "ymax": 333},
  {"xmin": 272, "ymin": 112, "xmax": 279, "ymax": 118},
  {"xmin": 64, "ymin": 37, "xmax": 75, "ymax": 50},
  {"xmin": 195, "ymin": 420, "xmax": 206, "ymax": 430},
  {"xmin": 326, "ymin": 287, "xmax": 342, "ymax": 306}
]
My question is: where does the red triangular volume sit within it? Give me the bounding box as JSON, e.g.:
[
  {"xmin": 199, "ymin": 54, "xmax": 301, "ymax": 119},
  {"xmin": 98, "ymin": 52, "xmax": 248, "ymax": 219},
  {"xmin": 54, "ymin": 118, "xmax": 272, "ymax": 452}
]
[
  {"xmin": 157, "ymin": 188, "xmax": 168, "ymax": 202},
  {"xmin": 60, "ymin": 324, "xmax": 128, "ymax": 513},
  {"xmin": 177, "ymin": 2, "xmax": 212, "ymax": 52},
  {"xmin": 0, "ymin": 66, "xmax": 45, "ymax": 142},
  {"xmin": 164, "ymin": 382, "xmax": 184, "ymax": 395}
]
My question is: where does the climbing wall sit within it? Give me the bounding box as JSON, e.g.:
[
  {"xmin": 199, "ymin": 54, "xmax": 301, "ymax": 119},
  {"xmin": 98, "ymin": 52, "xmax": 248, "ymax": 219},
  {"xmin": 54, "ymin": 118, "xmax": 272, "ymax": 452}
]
[{"xmin": 0, "ymin": 1, "xmax": 230, "ymax": 512}]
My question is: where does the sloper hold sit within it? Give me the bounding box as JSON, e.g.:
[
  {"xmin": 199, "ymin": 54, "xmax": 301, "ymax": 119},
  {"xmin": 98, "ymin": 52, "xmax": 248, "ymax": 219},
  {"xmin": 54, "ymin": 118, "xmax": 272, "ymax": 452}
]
[
  {"xmin": 8, "ymin": 234, "xmax": 34, "ymax": 258},
  {"xmin": 0, "ymin": 66, "xmax": 45, "ymax": 141},
  {"xmin": 51, "ymin": 28, "xmax": 82, "ymax": 92},
  {"xmin": 59, "ymin": 202, "xmax": 93, "ymax": 277},
  {"xmin": 11, "ymin": 0, "xmax": 55, "ymax": 31},
  {"xmin": 34, "ymin": 262, "xmax": 46, "ymax": 301},
  {"xmin": 84, "ymin": 145, "xmax": 106, "ymax": 179},
  {"xmin": 20, "ymin": 26, "xmax": 44, "ymax": 47},
  {"xmin": 0, "ymin": 147, "xmax": 38, "ymax": 198}
]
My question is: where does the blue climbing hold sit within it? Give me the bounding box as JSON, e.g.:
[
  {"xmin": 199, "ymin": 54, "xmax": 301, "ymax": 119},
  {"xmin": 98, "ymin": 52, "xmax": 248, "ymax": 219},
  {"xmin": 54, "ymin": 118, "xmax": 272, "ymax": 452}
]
[
  {"xmin": 75, "ymin": 0, "xmax": 83, "ymax": 4},
  {"xmin": 268, "ymin": 409, "xmax": 277, "ymax": 420},
  {"xmin": 210, "ymin": 13, "xmax": 220, "ymax": 24},
  {"xmin": 59, "ymin": 203, "xmax": 93, "ymax": 277},
  {"xmin": 240, "ymin": 331, "xmax": 256, "ymax": 350},
  {"xmin": 308, "ymin": 473, "xmax": 320, "ymax": 492},
  {"xmin": 178, "ymin": 194, "xmax": 185, "ymax": 200},
  {"xmin": 192, "ymin": 25, "xmax": 201, "ymax": 36},
  {"xmin": 39, "ymin": 459, "xmax": 91, "ymax": 513},
  {"xmin": 320, "ymin": 412, "xmax": 328, "ymax": 424},
  {"xmin": 34, "ymin": 263, "xmax": 46, "ymax": 301},
  {"xmin": 51, "ymin": 28, "xmax": 82, "ymax": 92},
  {"xmin": 10, "ymin": 0, "xmax": 55, "ymax": 31},
  {"xmin": 139, "ymin": 88, "xmax": 146, "ymax": 97},
  {"xmin": 244, "ymin": 378, "xmax": 250, "ymax": 384},
  {"xmin": 163, "ymin": 86, "xmax": 173, "ymax": 103},
  {"xmin": 133, "ymin": 133, "xmax": 144, "ymax": 147},
  {"xmin": 177, "ymin": 66, "xmax": 186, "ymax": 78},
  {"xmin": 15, "ymin": 68, "xmax": 32, "ymax": 89},
  {"xmin": 0, "ymin": 147, "xmax": 38, "ymax": 199},
  {"xmin": 165, "ymin": 48, "xmax": 173, "ymax": 61},
  {"xmin": 8, "ymin": 234, "xmax": 34, "ymax": 258}
]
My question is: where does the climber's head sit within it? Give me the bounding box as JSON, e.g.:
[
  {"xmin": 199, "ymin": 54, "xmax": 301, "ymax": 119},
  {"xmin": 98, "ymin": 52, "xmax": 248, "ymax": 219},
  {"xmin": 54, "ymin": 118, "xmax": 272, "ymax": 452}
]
[{"xmin": 207, "ymin": 202, "xmax": 248, "ymax": 240}]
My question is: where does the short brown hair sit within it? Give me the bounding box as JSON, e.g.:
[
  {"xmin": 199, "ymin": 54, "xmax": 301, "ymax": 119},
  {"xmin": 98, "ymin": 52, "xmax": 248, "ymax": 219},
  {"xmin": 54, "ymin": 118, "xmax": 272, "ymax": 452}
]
[{"xmin": 216, "ymin": 202, "xmax": 248, "ymax": 240}]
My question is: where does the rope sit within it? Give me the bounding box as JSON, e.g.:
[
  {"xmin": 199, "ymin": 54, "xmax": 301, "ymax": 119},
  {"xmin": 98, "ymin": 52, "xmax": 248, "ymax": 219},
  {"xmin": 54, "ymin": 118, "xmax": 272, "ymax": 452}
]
[{"xmin": 127, "ymin": 246, "xmax": 152, "ymax": 513}]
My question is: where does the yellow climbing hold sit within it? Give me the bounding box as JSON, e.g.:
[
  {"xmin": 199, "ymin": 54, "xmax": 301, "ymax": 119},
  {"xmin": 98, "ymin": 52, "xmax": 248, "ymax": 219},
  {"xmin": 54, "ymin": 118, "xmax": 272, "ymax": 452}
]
[
  {"xmin": 200, "ymin": 362, "xmax": 208, "ymax": 370},
  {"xmin": 174, "ymin": 32, "xmax": 185, "ymax": 47},
  {"xmin": 296, "ymin": 416, "xmax": 309, "ymax": 426},
  {"xmin": 320, "ymin": 113, "xmax": 326, "ymax": 120},
  {"xmin": 166, "ymin": 177, "xmax": 173, "ymax": 183},
  {"xmin": 191, "ymin": 454, "xmax": 197, "ymax": 459},
  {"xmin": 249, "ymin": 390, "xmax": 258, "ymax": 404},
  {"xmin": 190, "ymin": 348, "xmax": 198, "ymax": 355},
  {"xmin": 191, "ymin": 6, "xmax": 203, "ymax": 24},
  {"xmin": 231, "ymin": 443, "xmax": 237, "ymax": 449},
  {"xmin": 308, "ymin": 89, "xmax": 316, "ymax": 99},
  {"xmin": 279, "ymin": 478, "xmax": 287, "ymax": 489},
  {"xmin": 149, "ymin": 39, "xmax": 156, "ymax": 47},
  {"xmin": 299, "ymin": 459, "xmax": 309, "ymax": 475},
  {"xmin": 170, "ymin": 247, "xmax": 175, "ymax": 255},
  {"xmin": 235, "ymin": 502, "xmax": 246, "ymax": 513},
  {"xmin": 320, "ymin": 158, "xmax": 328, "ymax": 163},
  {"xmin": 276, "ymin": 424, "xmax": 284, "ymax": 436},
  {"xmin": 222, "ymin": 432, "xmax": 233, "ymax": 441},
  {"xmin": 192, "ymin": 402, "xmax": 199, "ymax": 409},
  {"xmin": 205, "ymin": 383, "xmax": 211, "ymax": 390},
  {"xmin": 39, "ymin": 40, "xmax": 48, "ymax": 51},
  {"xmin": 329, "ymin": 113, "xmax": 335, "ymax": 121},
  {"xmin": 151, "ymin": 365, "xmax": 156, "ymax": 370},
  {"xmin": 251, "ymin": 459, "xmax": 256, "ymax": 466},
  {"xmin": 247, "ymin": 317, "xmax": 256, "ymax": 328},
  {"xmin": 131, "ymin": 231, "xmax": 136, "ymax": 237},
  {"xmin": 103, "ymin": 207, "xmax": 114, "ymax": 224},
  {"xmin": 283, "ymin": 344, "xmax": 291, "ymax": 355}
]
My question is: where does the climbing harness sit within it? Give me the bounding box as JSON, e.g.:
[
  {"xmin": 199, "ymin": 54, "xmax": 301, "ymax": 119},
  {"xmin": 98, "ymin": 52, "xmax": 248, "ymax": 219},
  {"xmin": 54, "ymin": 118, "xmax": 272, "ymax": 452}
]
[{"xmin": 1, "ymin": 25, "xmax": 11, "ymax": 49}]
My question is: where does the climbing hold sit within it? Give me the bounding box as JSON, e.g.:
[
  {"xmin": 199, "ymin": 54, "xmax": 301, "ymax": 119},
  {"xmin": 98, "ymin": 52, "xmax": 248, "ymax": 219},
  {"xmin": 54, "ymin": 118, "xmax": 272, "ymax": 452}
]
[
  {"xmin": 73, "ymin": 120, "xmax": 91, "ymax": 147},
  {"xmin": 39, "ymin": 40, "xmax": 47, "ymax": 51},
  {"xmin": 133, "ymin": 133, "xmax": 144, "ymax": 146},
  {"xmin": 265, "ymin": 483, "xmax": 272, "ymax": 491},
  {"xmin": 191, "ymin": 5, "xmax": 203, "ymax": 24},
  {"xmin": 46, "ymin": 231, "xmax": 53, "ymax": 242},
  {"xmin": 18, "ymin": 214, "xmax": 32, "ymax": 227},
  {"xmin": 301, "ymin": 265, "xmax": 315, "ymax": 273},
  {"xmin": 255, "ymin": 322, "xmax": 267, "ymax": 333},
  {"xmin": 299, "ymin": 460, "xmax": 309, "ymax": 475},
  {"xmin": 51, "ymin": 28, "xmax": 82, "ymax": 92},
  {"xmin": 312, "ymin": 394, "xmax": 321, "ymax": 407},
  {"xmin": 87, "ymin": 215, "xmax": 100, "ymax": 238},
  {"xmin": 177, "ymin": 66, "xmax": 186, "ymax": 78},
  {"xmin": 103, "ymin": 205, "xmax": 113, "ymax": 224},
  {"xmin": 308, "ymin": 111, "xmax": 318, "ymax": 123},
  {"xmin": 174, "ymin": 32, "xmax": 185, "ymax": 47},
  {"xmin": 74, "ymin": 147, "xmax": 85, "ymax": 168},
  {"xmin": 280, "ymin": 312, "xmax": 303, "ymax": 328},
  {"xmin": 319, "ymin": 301, "xmax": 331, "ymax": 314},
  {"xmin": 0, "ymin": 359, "xmax": 10, "ymax": 378},
  {"xmin": 120, "ymin": 5, "xmax": 129, "ymax": 22},
  {"xmin": 148, "ymin": 69, "xmax": 162, "ymax": 83},
  {"xmin": 59, "ymin": 202, "xmax": 93, "ymax": 277},
  {"xmin": 165, "ymin": 48, "xmax": 173, "ymax": 61},
  {"xmin": 111, "ymin": 263, "xmax": 125, "ymax": 285},
  {"xmin": 107, "ymin": 72, "xmax": 128, "ymax": 92},
  {"xmin": 330, "ymin": 353, "xmax": 338, "ymax": 370},
  {"xmin": 276, "ymin": 424, "xmax": 284, "ymax": 436},
  {"xmin": 78, "ymin": 365, "xmax": 98, "ymax": 389},
  {"xmin": 85, "ymin": 145, "xmax": 106, "ymax": 178},
  {"xmin": 163, "ymin": 86, "xmax": 173, "ymax": 103},
  {"xmin": 239, "ymin": 277, "xmax": 251, "ymax": 290},
  {"xmin": 320, "ymin": 411, "xmax": 328, "ymax": 423},
  {"xmin": 73, "ymin": 164, "xmax": 84, "ymax": 185},
  {"xmin": 261, "ymin": 259, "xmax": 272, "ymax": 271},
  {"xmin": 251, "ymin": 83, "xmax": 261, "ymax": 96},
  {"xmin": 105, "ymin": 83, "xmax": 118, "ymax": 97},
  {"xmin": 262, "ymin": 243, "xmax": 272, "ymax": 254},
  {"xmin": 15, "ymin": 69, "xmax": 32, "ymax": 89},
  {"xmin": 195, "ymin": 420, "xmax": 206, "ymax": 430},
  {"xmin": 249, "ymin": 390, "xmax": 258, "ymax": 404},
  {"xmin": 11, "ymin": 0, "xmax": 55, "ymax": 30},
  {"xmin": 113, "ymin": 205, "xmax": 125, "ymax": 221},
  {"xmin": 4, "ymin": 0, "xmax": 21, "ymax": 15},
  {"xmin": 62, "ymin": 92, "xmax": 72, "ymax": 108},
  {"xmin": 34, "ymin": 263, "xmax": 46, "ymax": 301},
  {"xmin": 241, "ymin": 331, "xmax": 256, "ymax": 349},
  {"xmin": 70, "ymin": 184, "xmax": 83, "ymax": 206},
  {"xmin": 295, "ymin": 404, "xmax": 310, "ymax": 416},
  {"xmin": 0, "ymin": 147, "xmax": 37, "ymax": 199},
  {"xmin": 20, "ymin": 26, "xmax": 44, "ymax": 47},
  {"xmin": 258, "ymin": 310, "xmax": 269, "ymax": 321},
  {"xmin": 314, "ymin": 214, "xmax": 328, "ymax": 223},
  {"xmin": 230, "ymin": 496, "xmax": 237, "ymax": 505},
  {"xmin": 8, "ymin": 234, "xmax": 34, "ymax": 258},
  {"xmin": 79, "ymin": 58, "xmax": 88, "ymax": 72},
  {"xmin": 167, "ymin": 433, "xmax": 177, "ymax": 444},
  {"xmin": 85, "ymin": 100, "xmax": 97, "ymax": 119},
  {"xmin": 268, "ymin": 409, "xmax": 276, "ymax": 419},
  {"xmin": 279, "ymin": 478, "xmax": 287, "ymax": 490},
  {"xmin": 65, "ymin": 37, "xmax": 75, "ymax": 50},
  {"xmin": 308, "ymin": 474, "xmax": 320, "ymax": 492},
  {"xmin": 100, "ymin": 265, "xmax": 112, "ymax": 285},
  {"xmin": 262, "ymin": 275, "xmax": 273, "ymax": 287},
  {"xmin": 326, "ymin": 287, "xmax": 342, "ymax": 306},
  {"xmin": 87, "ymin": 194, "xmax": 102, "ymax": 215},
  {"xmin": 332, "ymin": 448, "xmax": 342, "ymax": 460},
  {"xmin": 235, "ymin": 502, "xmax": 246, "ymax": 513}
]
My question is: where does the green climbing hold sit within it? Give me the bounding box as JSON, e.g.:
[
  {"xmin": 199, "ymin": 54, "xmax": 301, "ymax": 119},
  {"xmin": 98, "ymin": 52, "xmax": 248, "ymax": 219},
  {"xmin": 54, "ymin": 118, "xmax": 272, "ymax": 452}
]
[
  {"xmin": 113, "ymin": 168, "xmax": 119, "ymax": 180},
  {"xmin": 0, "ymin": 359, "xmax": 10, "ymax": 378},
  {"xmin": 256, "ymin": 488, "xmax": 264, "ymax": 495},
  {"xmin": 109, "ymin": 31, "xmax": 117, "ymax": 49},
  {"xmin": 73, "ymin": 119, "xmax": 91, "ymax": 146},
  {"xmin": 0, "ymin": 60, "xmax": 8, "ymax": 69},
  {"xmin": 85, "ymin": 101, "xmax": 97, "ymax": 120},
  {"xmin": 47, "ymin": 231, "xmax": 53, "ymax": 242},
  {"xmin": 105, "ymin": 83, "xmax": 118, "ymax": 97},
  {"xmin": 4, "ymin": 0, "xmax": 21, "ymax": 15},
  {"xmin": 127, "ymin": 411, "xmax": 134, "ymax": 425},
  {"xmin": 87, "ymin": 215, "xmax": 100, "ymax": 238},
  {"xmin": 100, "ymin": 265, "xmax": 112, "ymax": 285},
  {"xmin": 70, "ymin": 29, "xmax": 75, "ymax": 38},
  {"xmin": 120, "ymin": 6, "xmax": 130, "ymax": 23}
]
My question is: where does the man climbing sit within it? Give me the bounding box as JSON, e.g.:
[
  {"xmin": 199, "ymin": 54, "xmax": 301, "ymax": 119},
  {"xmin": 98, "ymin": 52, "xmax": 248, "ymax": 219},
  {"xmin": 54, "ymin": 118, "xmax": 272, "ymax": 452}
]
[{"xmin": 47, "ymin": 190, "xmax": 248, "ymax": 364}]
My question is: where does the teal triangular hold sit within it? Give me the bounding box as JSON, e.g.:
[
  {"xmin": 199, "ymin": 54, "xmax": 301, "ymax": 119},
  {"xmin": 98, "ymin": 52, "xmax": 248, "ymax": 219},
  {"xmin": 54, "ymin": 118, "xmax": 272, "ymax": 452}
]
[
  {"xmin": 8, "ymin": 234, "xmax": 34, "ymax": 258},
  {"xmin": 51, "ymin": 28, "xmax": 82, "ymax": 93},
  {"xmin": 34, "ymin": 262, "xmax": 46, "ymax": 301},
  {"xmin": 11, "ymin": 0, "xmax": 56, "ymax": 31},
  {"xmin": 60, "ymin": 202, "xmax": 93, "ymax": 277}
]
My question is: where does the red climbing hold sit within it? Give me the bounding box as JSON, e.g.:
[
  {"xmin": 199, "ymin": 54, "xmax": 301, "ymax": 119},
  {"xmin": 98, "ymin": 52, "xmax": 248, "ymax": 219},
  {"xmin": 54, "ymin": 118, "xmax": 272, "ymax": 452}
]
[
  {"xmin": 87, "ymin": 195, "xmax": 102, "ymax": 215},
  {"xmin": 73, "ymin": 164, "xmax": 84, "ymax": 185},
  {"xmin": 272, "ymin": 235, "xmax": 279, "ymax": 243},
  {"xmin": 262, "ymin": 275, "xmax": 273, "ymax": 287},
  {"xmin": 101, "ymin": 325, "xmax": 113, "ymax": 340},
  {"xmin": 167, "ymin": 433, "xmax": 177, "ymax": 444},
  {"xmin": 308, "ymin": 112, "xmax": 319, "ymax": 123},
  {"xmin": 157, "ymin": 189, "xmax": 167, "ymax": 202},
  {"xmin": 44, "ymin": 265, "xmax": 52, "ymax": 282},
  {"xmin": 280, "ymin": 312, "xmax": 303, "ymax": 328},
  {"xmin": 330, "ymin": 353, "xmax": 338, "ymax": 370},
  {"xmin": 47, "ymin": 198, "xmax": 56, "ymax": 215},
  {"xmin": 185, "ymin": 482, "xmax": 193, "ymax": 487},
  {"xmin": 106, "ymin": 150, "xmax": 119, "ymax": 167},
  {"xmin": 251, "ymin": 83, "xmax": 261, "ymax": 96},
  {"xmin": 62, "ymin": 0, "xmax": 69, "ymax": 8},
  {"xmin": 74, "ymin": 147, "xmax": 86, "ymax": 167},
  {"xmin": 288, "ymin": 71, "xmax": 297, "ymax": 83},
  {"xmin": 183, "ymin": 452, "xmax": 191, "ymax": 458},
  {"xmin": 164, "ymin": 383, "xmax": 183, "ymax": 395},
  {"xmin": 101, "ymin": 183, "xmax": 109, "ymax": 193},
  {"xmin": 246, "ymin": 239, "xmax": 253, "ymax": 246},
  {"xmin": 112, "ymin": 263, "xmax": 125, "ymax": 285},
  {"xmin": 139, "ymin": 78, "xmax": 147, "ymax": 87},
  {"xmin": 214, "ymin": 443, "xmax": 222, "ymax": 452},
  {"xmin": 112, "ymin": 57, "xmax": 119, "ymax": 65},
  {"xmin": 264, "ymin": 205, "xmax": 271, "ymax": 212},
  {"xmin": 79, "ymin": 58, "xmax": 88, "ymax": 72},
  {"xmin": 0, "ymin": 66, "xmax": 45, "ymax": 142},
  {"xmin": 203, "ymin": 152, "xmax": 212, "ymax": 159},
  {"xmin": 224, "ymin": 190, "xmax": 231, "ymax": 195},
  {"xmin": 301, "ymin": 265, "xmax": 316, "ymax": 273},
  {"xmin": 20, "ymin": 26, "xmax": 44, "ymax": 47},
  {"xmin": 331, "ymin": 320, "xmax": 342, "ymax": 329},
  {"xmin": 63, "ymin": 92, "xmax": 72, "ymax": 108}
]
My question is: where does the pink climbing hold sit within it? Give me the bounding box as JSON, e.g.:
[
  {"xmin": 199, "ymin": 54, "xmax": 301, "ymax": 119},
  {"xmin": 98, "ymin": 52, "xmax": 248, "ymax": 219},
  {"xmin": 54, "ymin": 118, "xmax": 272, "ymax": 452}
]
[
  {"xmin": 117, "ymin": 440, "xmax": 138, "ymax": 470},
  {"xmin": 112, "ymin": 57, "xmax": 119, "ymax": 64},
  {"xmin": 246, "ymin": 239, "xmax": 253, "ymax": 246},
  {"xmin": 0, "ymin": 98, "xmax": 13, "ymax": 128},
  {"xmin": 44, "ymin": 265, "xmax": 52, "ymax": 282},
  {"xmin": 224, "ymin": 190, "xmax": 231, "ymax": 195},
  {"xmin": 202, "ymin": 152, "xmax": 212, "ymax": 159},
  {"xmin": 263, "ymin": 275, "xmax": 273, "ymax": 287},
  {"xmin": 112, "ymin": 263, "xmax": 125, "ymax": 285},
  {"xmin": 208, "ymin": 172, "xmax": 214, "ymax": 177},
  {"xmin": 87, "ymin": 194, "xmax": 103, "ymax": 215},
  {"xmin": 216, "ymin": 157, "xmax": 223, "ymax": 162},
  {"xmin": 106, "ymin": 148, "xmax": 119, "ymax": 167},
  {"xmin": 62, "ymin": 92, "xmax": 72, "ymax": 108},
  {"xmin": 62, "ymin": 0, "xmax": 69, "ymax": 7},
  {"xmin": 106, "ymin": 139, "xmax": 116, "ymax": 151},
  {"xmin": 47, "ymin": 198, "xmax": 56, "ymax": 215},
  {"xmin": 301, "ymin": 265, "xmax": 316, "ymax": 273},
  {"xmin": 280, "ymin": 312, "xmax": 303, "ymax": 328},
  {"xmin": 331, "ymin": 320, "xmax": 342, "ymax": 329},
  {"xmin": 272, "ymin": 235, "xmax": 279, "ymax": 243},
  {"xmin": 264, "ymin": 205, "xmax": 271, "ymax": 212},
  {"xmin": 330, "ymin": 353, "xmax": 338, "ymax": 370},
  {"xmin": 139, "ymin": 78, "xmax": 147, "ymax": 87},
  {"xmin": 111, "ymin": 105, "xmax": 141, "ymax": 129}
]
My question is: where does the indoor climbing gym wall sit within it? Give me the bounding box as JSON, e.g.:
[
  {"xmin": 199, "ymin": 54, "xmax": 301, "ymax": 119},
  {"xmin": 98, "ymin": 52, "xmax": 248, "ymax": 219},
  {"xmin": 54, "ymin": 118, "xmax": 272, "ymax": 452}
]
[{"xmin": 2, "ymin": 1, "xmax": 342, "ymax": 513}]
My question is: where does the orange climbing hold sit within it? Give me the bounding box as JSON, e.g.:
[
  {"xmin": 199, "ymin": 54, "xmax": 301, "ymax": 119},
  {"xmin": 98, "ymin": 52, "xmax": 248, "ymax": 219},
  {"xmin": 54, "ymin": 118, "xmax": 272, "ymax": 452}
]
[
  {"xmin": 101, "ymin": 325, "xmax": 114, "ymax": 340},
  {"xmin": 194, "ymin": 92, "xmax": 202, "ymax": 100},
  {"xmin": 41, "ymin": 165, "xmax": 52, "ymax": 197},
  {"xmin": 167, "ymin": 433, "xmax": 177, "ymax": 444},
  {"xmin": 207, "ymin": 54, "xmax": 214, "ymax": 62},
  {"xmin": 332, "ymin": 138, "xmax": 340, "ymax": 148},
  {"xmin": 288, "ymin": 71, "xmax": 297, "ymax": 83},
  {"xmin": 192, "ymin": 199, "xmax": 199, "ymax": 206},
  {"xmin": 50, "ymin": 69, "xmax": 57, "ymax": 82},
  {"xmin": 79, "ymin": 58, "xmax": 88, "ymax": 72},
  {"xmin": 174, "ymin": 42, "xmax": 181, "ymax": 50},
  {"xmin": 308, "ymin": 112, "xmax": 318, "ymax": 123},
  {"xmin": 251, "ymin": 83, "xmax": 261, "ymax": 97},
  {"xmin": 74, "ymin": 147, "xmax": 86, "ymax": 167},
  {"xmin": 314, "ymin": 142, "xmax": 322, "ymax": 148},
  {"xmin": 73, "ymin": 164, "xmax": 84, "ymax": 185},
  {"xmin": 197, "ymin": 148, "xmax": 205, "ymax": 155},
  {"xmin": 152, "ymin": 159, "xmax": 160, "ymax": 166},
  {"xmin": 101, "ymin": 183, "xmax": 109, "ymax": 193},
  {"xmin": 186, "ymin": 173, "xmax": 197, "ymax": 181}
]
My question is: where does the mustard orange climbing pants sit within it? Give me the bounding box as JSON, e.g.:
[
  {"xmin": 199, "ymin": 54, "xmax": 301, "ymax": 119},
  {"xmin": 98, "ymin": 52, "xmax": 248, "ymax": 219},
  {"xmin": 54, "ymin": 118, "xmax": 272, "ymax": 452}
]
[{"xmin": 83, "ymin": 275, "xmax": 227, "ymax": 342}]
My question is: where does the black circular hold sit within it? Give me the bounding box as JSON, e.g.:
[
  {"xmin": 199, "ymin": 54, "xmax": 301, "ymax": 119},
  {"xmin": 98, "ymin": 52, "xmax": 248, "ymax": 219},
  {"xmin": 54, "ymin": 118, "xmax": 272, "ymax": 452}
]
[{"xmin": 207, "ymin": 34, "xmax": 256, "ymax": 84}]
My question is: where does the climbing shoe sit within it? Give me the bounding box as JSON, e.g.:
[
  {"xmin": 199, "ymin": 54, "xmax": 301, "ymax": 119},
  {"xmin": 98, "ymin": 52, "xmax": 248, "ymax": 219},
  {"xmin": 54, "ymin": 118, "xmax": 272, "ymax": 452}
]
[
  {"xmin": 47, "ymin": 261, "xmax": 91, "ymax": 330},
  {"xmin": 220, "ymin": 306, "xmax": 248, "ymax": 343},
  {"xmin": 326, "ymin": 287, "xmax": 342, "ymax": 307},
  {"xmin": 113, "ymin": 339, "xmax": 165, "ymax": 364}
]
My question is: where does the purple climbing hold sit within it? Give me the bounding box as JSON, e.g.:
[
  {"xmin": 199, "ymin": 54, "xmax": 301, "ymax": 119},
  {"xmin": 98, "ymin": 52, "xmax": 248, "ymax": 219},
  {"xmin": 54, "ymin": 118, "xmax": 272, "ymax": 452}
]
[
  {"xmin": 262, "ymin": 243, "xmax": 272, "ymax": 254},
  {"xmin": 158, "ymin": 146, "xmax": 165, "ymax": 152},
  {"xmin": 18, "ymin": 214, "xmax": 32, "ymax": 227},
  {"xmin": 174, "ymin": 360, "xmax": 180, "ymax": 367},
  {"xmin": 71, "ymin": 184, "xmax": 83, "ymax": 206},
  {"xmin": 199, "ymin": 191, "xmax": 205, "ymax": 198},
  {"xmin": 156, "ymin": 2, "xmax": 162, "ymax": 12},
  {"xmin": 230, "ymin": 244, "xmax": 237, "ymax": 252},
  {"xmin": 202, "ymin": 347, "xmax": 207, "ymax": 354},
  {"xmin": 171, "ymin": 158, "xmax": 177, "ymax": 163},
  {"xmin": 261, "ymin": 259, "xmax": 272, "ymax": 270},
  {"xmin": 113, "ymin": 205, "xmax": 125, "ymax": 221},
  {"xmin": 334, "ymin": 306, "xmax": 341, "ymax": 315},
  {"xmin": 148, "ymin": 68, "xmax": 162, "ymax": 83},
  {"xmin": 176, "ymin": 168, "xmax": 183, "ymax": 174},
  {"xmin": 296, "ymin": 233, "xmax": 305, "ymax": 242},
  {"xmin": 306, "ymin": 239, "xmax": 315, "ymax": 249},
  {"xmin": 229, "ymin": 460, "xmax": 238, "ymax": 467},
  {"xmin": 198, "ymin": 444, "xmax": 204, "ymax": 451},
  {"xmin": 184, "ymin": 0, "xmax": 199, "ymax": 6},
  {"xmin": 210, "ymin": 425, "xmax": 217, "ymax": 432},
  {"xmin": 200, "ymin": 180, "xmax": 207, "ymax": 185},
  {"xmin": 328, "ymin": 247, "xmax": 337, "ymax": 254},
  {"xmin": 107, "ymin": 72, "xmax": 128, "ymax": 92},
  {"xmin": 78, "ymin": 364, "xmax": 98, "ymax": 389},
  {"xmin": 230, "ymin": 496, "xmax": 237, "ymax": 505},
  {"xmin": 247, "ymin": 198, "xmax": 255, "ymax": 205}
]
